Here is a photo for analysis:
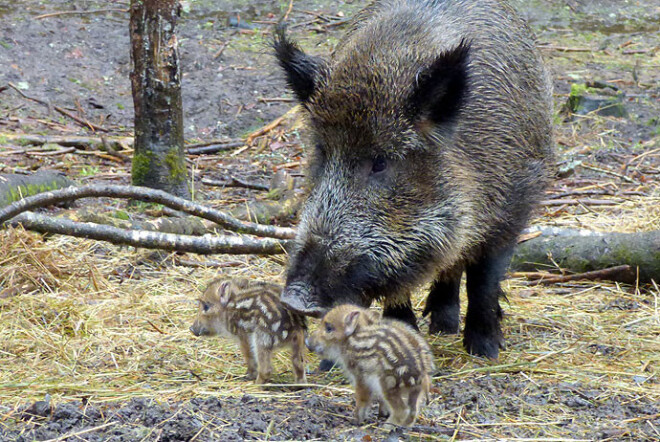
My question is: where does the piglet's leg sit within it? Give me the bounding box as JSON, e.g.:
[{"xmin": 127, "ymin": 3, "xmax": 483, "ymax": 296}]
[
  {"xmin": 405, "ymin": 385, "xmax": 424, "ymax": 426},
  {"xmin": 291, "ymin": 329, "xmax": 306, "ymax": 383},
  {"xmin": 354, "ymin": 381, "xmax": 372, "ymax": 425},
  {"xmin": 239, "ymin": 336, "xmax": 257, "ymax": 380},
  {"xmin": 382, "ymin": 388, "xmax": 410, "ymax": 427},
  {"xmin": 253, "ymin": 335, "xmax": 273, "ymax": 384}
]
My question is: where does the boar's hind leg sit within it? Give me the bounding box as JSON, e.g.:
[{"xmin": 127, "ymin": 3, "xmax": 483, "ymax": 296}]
[
  {"xmin": 382, "ymin": 298, "xmax": 418, "ymax": 330},
  {"xmin": 464, "ymin": 247, "xmax": 513, "ymax": 359},
  {"xmin": 424, "ymin": 266, "xmax": 463, "ymax": 334}
]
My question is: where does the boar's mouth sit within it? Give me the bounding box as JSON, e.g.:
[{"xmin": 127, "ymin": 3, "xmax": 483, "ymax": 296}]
[{"xmin": 281, "ymin": 284, "xmax": 327, "ymax": 317}]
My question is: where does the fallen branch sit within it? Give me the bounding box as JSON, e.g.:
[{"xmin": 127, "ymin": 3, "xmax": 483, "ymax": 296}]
[
  {"xmin": 0, "ymin": 133, "xmax": 133, "ymax": 151},
  {"xmin": 512, "ymin": 227, "xmax": 660, "ymax": 284},
  {"xmin": 514, "ymin": 265, "xmax": 637, "ymax": 285},
  {"xmin": 9, "ymin": 212, "xmax": 289, "ymax": 255},
  {"xmin": 201, "ymin": 177, "xmax": 269, "ymax": 191},
  {"xmin": 187, "ymin": 142, "xmax": 245, "ymax": 155},
  {"xmin": 0, "ymin": 185, "xmax": 296, "ymax": 240},
  {"xmin": 35, "ymin": 9, "xmax": 127, "ymax": 20}
]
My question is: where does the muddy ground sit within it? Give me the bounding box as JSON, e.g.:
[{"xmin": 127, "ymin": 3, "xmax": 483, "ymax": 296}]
[{"xmin": 1, "ymin": 0, "xmax": 659, "ymax": 441}]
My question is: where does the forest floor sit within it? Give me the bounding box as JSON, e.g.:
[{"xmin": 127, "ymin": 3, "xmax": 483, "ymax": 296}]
[{"xmin": 0, "ymin": 0, "xmax": 659, "ymax": 440}]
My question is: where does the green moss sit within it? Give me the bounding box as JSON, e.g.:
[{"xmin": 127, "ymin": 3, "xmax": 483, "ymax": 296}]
[
  {"xmin": 131, "ymin": 150, "xmax": 153, "ymax": 184},
  {"xmin": 164, "ymin": 148, "xmax": 187, "ymax": 182},
  {"xmin": 113, "ymin": 210, "xmax": 130, "ymax": 221}
]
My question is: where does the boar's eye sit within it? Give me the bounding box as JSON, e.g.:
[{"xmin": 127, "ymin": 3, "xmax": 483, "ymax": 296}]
[
  {"xmin": 371, "ymin": 156, "xmax": 387, "ymax": 174},
  {"xmin": 200, "ymin": 301, "xmax": 211, "ymax": 312},
  {"xmin": 324, "ymin": 322, "xmax": 334, "ymax": 333}
]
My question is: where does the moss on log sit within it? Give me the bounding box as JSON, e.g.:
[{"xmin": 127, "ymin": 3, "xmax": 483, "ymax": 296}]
[
  {"xmin": 0, "ymin": 171, "xmax": 75, "ymax": 208},
  {"xmin": 512, "ymin": 227, "xmax": 660, "ymax": 284}
]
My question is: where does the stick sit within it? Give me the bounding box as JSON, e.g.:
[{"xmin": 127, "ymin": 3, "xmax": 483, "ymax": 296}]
[
  {"xmin": 35, "ymin": 9, "xmax": 127, "ymax": 20},
  {"xmin": 185, "ymin": 138, "xmax": 242, "ymax": 149},
  {"xmin": 521, "ymin": 265, "xmax": 637, "ymax": 285},
  {"xmin": 539, "ymin": 198, "xmax": 621, "ymax": 207},
  {"xmin": 580, "ymin": 163, "xmax": 635, "ymax": 183},
  {"xmin": 42, "ymin": 422, "xmax": 117, "ymax": 442},
  {"xmin": 187, "ymin": 142, "xmax": 245, "ymax": 155},
  {"xmin": 175, "ymin": 259, "xmax": 244, "ymax": 268},
  {"xmin": 9, "ymin": 212, "xmax": 290, "ymax": 255},
  {"xmin": 0, "ymin": 184, "xmax": 296, "ymax": 239},
  {"xmin": 201, "ymin": 177, "xmax": 269, "ymax": 191},
  {"xmin": 0, "ymin": 133, "xmax": 134, "ymax": 150},
  {"xmin": 246, "ymin": 115, "xmax": 285, "ymax": 144},
  {"xmin": 212, "ymin": 41, "xmax": 230, "ymax": 59}
]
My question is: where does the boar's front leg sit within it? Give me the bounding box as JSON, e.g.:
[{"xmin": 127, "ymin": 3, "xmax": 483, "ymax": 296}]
[
  {"xmin": 463, "ymin": 247, "xmax": 513, "ymax": 359},
  {"xmin": 382, "ymin": 298, "xmax": 418, "ymax": 330},
  {"xmin": 424, "ymin": 265, "xmax": 463, "ymax": 334}
]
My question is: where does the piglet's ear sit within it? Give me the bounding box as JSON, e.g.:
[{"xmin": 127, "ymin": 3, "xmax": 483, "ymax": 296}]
[
  {"xmin": 409, "ymin": 39, "xmax": 470, "ymax": 128},
  {"xmin": 344, "ymin": 310, "xmax": 361, "ymax": 337},
  {"xmin": 273, "ymin": 25, "xmax": 326, "ymax": 104},
  {"xmin": 217, "ymin": 281, "xmax": 232, "ymax": 307}
]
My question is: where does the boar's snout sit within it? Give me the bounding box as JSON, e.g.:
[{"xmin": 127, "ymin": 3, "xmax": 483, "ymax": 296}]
[{"xmin": 281, "ymin": 283, "xmax": 327, "ymax": 317}]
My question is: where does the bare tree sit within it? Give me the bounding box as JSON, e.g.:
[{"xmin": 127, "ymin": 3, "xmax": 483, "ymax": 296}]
[{"xmin": 129, "ymin": 0, "xmax": 189, "ymax": 198}]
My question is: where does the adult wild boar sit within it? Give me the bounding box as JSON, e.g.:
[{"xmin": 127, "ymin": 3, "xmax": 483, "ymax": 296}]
[{"xmin": 274, "ymin": 0, "xmax": 554, "ymax": 358}]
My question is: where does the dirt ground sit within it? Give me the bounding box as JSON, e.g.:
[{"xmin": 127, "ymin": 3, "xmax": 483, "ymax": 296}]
[{"xmin": 1, "ymin": 0, "xmax": 659, "ymax": 441}]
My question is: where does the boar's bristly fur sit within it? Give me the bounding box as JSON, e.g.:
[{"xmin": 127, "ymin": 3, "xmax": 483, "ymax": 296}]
[{"xmin": 275, "ymin": 0, "xmax": 554, "ymax": 359}]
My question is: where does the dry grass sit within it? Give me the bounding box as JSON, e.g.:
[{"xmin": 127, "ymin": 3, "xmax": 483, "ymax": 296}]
[{"xmin": 0, "ymin": 195, "xmax": 658, "ymax": 440}]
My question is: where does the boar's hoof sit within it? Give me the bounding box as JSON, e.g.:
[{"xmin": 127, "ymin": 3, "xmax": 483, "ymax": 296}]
[
  {"xmin": 463, "ymin": 330, "xmax": 505, "ymax": 360},
  {"xmin": 427, "ymin": 310, "xmax": 460, "ymax": 335}
]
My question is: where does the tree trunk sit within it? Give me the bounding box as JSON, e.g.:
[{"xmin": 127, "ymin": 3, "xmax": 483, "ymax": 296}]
[{"xmin": 129, "ymin": 0, "xmax": 189, "ymax": 198}]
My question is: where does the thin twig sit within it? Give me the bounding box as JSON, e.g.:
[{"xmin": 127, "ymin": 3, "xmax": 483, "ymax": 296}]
[
  {"xmin": 539, "ymin": 198, "xmax": 621, "ymax": 207},
  {"xmin": 580, "ymin": 163, "xmax": 635, "ymax": 183},
  {"xmin": 187, "ymin": 142, "xmax": 245, "ymax": 155},
  {"xmin": 522, "ymin": 265, "xmax": 637, "ymax": 285},
  {"xmin": 42, "ymin": 422, "xmax": 117, "ymax": 442},
  {"xmin": 213, "ymin": 41, "xmax": 230, "ymax": 59},
  {"xmin": 201, "ymin": 177, "xmax": 269, "ymax": 191},
  {"xmin": 35, "ymin": 9, "xmax": 127, "ymax": 20},
  {"xmin": 7, "ymin": 83, "xmax": 109, "ymax": 132},
  {"xmin": 246, "ymin": 115, "xmax": 285, "ymax": 144}
]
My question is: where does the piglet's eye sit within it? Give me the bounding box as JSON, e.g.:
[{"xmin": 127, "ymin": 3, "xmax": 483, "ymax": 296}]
[
  {"xmin": 201, "ymin": 301, "xmax": 210, "ymax": 312},
  {"xmin": 371, "ymin": 156, "xmax": 387, "ymax": 174},
  {"xmin": 324, "ymin": 323, "xmax": 334, "ymax": 333}
]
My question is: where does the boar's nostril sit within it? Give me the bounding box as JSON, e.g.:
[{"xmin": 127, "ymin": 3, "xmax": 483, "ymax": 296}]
[{"xmin": 189, "ymin": 325, "xmax": 198, "ymax": 336}]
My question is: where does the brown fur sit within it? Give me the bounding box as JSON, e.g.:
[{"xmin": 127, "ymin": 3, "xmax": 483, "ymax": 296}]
[
  {"xmin": 307, "ymin": 305, "xmax": 434, "ymax": 426},
  {"xmin": 190, "ymin": 278, "xmax": 306, "ymax": 384}
]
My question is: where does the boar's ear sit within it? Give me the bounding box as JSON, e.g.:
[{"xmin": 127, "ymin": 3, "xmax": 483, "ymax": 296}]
[
  {"xmin": 409, "ymin": 39, "xmax": 470, "ymax": 129},
  {"xmin": 344, "ymin": 310, "xmax": 361, "ymax": 337},
  {"xmin": 273, "ymin": 25, "xmax": 326, "ymax": 104}
]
